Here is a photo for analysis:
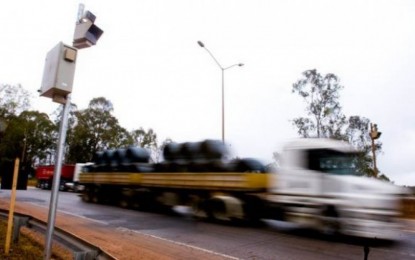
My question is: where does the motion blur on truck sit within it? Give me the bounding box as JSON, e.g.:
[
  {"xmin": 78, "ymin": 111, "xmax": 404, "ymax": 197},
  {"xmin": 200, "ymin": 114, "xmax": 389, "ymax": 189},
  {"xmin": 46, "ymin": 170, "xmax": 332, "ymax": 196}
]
[
  {"xmin": 35, "ymin": 163, "xmax": 91, "ymax": 191},
  {"xmin": 35, "ymin": 164, "xmax": 75, "ymax": 191},
  {"xmin": 76, "ymin": 138, "xmax": 406, "ymax": 240}
]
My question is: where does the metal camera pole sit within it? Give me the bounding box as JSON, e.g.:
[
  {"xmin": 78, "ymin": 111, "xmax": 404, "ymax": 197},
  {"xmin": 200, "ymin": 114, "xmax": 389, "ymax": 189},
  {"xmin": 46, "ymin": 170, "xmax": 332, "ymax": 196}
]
[
  {"xmin": 43, "ymin": 94, "xmax": 71, "ymax": 259},
  {"xmin": 44, "ymin": 4, "xmax": 84, "ymax": 259}
]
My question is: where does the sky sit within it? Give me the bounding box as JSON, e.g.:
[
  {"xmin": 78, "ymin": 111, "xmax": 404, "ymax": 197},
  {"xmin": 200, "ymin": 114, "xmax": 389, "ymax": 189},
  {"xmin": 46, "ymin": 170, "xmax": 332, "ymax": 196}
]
[{"xmin": 1, "ymin": 0, "xmax": 414, "ymax": 186}]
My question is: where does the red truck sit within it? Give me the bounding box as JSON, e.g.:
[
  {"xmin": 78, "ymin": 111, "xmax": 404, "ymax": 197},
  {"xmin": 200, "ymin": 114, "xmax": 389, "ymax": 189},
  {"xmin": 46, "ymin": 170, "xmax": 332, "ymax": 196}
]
[{"xmin": 35, "ymin": 164, "xmax": 75, "ymax": 191}]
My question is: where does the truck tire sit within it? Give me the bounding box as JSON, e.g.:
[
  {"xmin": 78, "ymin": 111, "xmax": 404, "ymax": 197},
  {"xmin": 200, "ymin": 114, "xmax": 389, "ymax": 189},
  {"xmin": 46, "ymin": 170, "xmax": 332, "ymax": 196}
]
[
  {"xmin": 320, "ymin": 206, "xmax": 341, "ymax": 236},
  {"xmin": 200, "ymin": 140, "xmax": 228, "ymax": 159},
  {"xmin": 205, "ymin": 198, "xmax": 227, "ymax": 222},
  {"xmin": 59, "ymin": 181, "xmax": 66, "ymax": 191},
  {"xmin": 232, "ymin": 158, "xmax": 265, "ymax": 173},
  {"xmin": 128, "ymin": 147, "xmax": 150, "ymax": 162},
  {"xmin": 242, "ymin": 196, "xmax": 265, "ymax": 225},
  {"xmin": 163, "ymin": 142, "xmax": 182, "ymax": 161},
  {"xmin": 92, "ymin": 151, "xmax": 105, "ymax": 165},
  {"xmin": 118, "ymin": 197, "xmax": 131, "ymax": 208},
  {"xmin": 103, "ymin": 150, "xmax": 115, "ymax": 171},
  {"xmin": 82, "ymin": 186, "xmax": 92, "ymax": 202},
  {"xmin": 181, "ymin": 142, "xmax": 201, "ymax": 160},
  {"xmin": 112, "ymin": 148, "xmax": 126, "ymax": 171},
  {"xmin": 91, "ymin": 186, "xmax": 102, "ymax": 204}
]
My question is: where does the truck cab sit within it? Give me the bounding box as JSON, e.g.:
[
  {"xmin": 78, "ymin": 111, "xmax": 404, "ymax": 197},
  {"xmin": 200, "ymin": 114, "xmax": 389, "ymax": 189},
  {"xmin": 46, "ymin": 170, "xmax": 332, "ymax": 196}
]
[
  {"xmin": 268, "ymin": 138, "xmax": 405, "ymax": 239},
  {"xmin": 64, "ymin": 162, "xmax": 93, "ymax": 192}
]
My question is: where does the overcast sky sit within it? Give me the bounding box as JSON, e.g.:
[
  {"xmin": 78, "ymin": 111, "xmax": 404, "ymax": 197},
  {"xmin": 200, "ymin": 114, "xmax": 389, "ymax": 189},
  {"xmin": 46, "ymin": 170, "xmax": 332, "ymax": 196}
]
[{"xmin": 1, "ymin": 0, "xmax": 414, "ymax": 185}]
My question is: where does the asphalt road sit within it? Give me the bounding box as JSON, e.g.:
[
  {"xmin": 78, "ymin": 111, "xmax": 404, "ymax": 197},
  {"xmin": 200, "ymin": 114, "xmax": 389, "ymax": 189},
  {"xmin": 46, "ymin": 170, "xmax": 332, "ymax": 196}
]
[{"xmin": 1, "ymin": 188, "xmax": 415, "ymax": 260}]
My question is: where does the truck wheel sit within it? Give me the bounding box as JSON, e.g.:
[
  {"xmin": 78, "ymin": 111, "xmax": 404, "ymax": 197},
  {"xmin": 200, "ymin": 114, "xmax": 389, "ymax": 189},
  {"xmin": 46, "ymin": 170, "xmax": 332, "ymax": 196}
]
[
  {"xmin": 82, "ymin": 186, "xmax": 93, "ymax": 203},
  {"xmin": 118, "ymin": 193, "xmax": 131, "ymax": 208},
  {"xmin": 320, "ymin": 206, "xmax": 340, "ymax": 236},
  {"xmin": 206, "ymin": 199, "xmax": 227, "ymax": 222},
  {"xmin": 91, "ymin": 187, "xmax": 102, "ymax": 204},
  {"xmin": 82, "ymin": 192, "xmax": 91, "ymax": 202},
  {"xmin": 190, "ymin": 197, "xmax": 207, "ymax": 219},
  {"xmin": 59, "ymin": 182, "xmax": 66, "ymax": 191},
  {"xmin": 243, "ymin": 197, "xmax": 264, "ymax": 225}
]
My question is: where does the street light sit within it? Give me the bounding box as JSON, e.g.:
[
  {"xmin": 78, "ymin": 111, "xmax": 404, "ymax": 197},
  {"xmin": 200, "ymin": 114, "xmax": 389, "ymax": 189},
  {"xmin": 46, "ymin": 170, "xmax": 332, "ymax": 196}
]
[{"xmin": 197, "ymin": 41, "xmax": 243, "ymax": 143}]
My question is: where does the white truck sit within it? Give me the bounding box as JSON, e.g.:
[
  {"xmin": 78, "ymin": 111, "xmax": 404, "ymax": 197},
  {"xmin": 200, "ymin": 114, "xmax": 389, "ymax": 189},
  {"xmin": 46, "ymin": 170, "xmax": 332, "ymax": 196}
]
[
  {"xmin": 64, "ymin": 162, "xmax": 93, "ymax": 192},
  {"xmin": 266, "ymin": 138, "xmax": 404, "ymax": 239},
  {"xmin": 78, "ymin": 138, "xmax": 404, "ymax": 239}
]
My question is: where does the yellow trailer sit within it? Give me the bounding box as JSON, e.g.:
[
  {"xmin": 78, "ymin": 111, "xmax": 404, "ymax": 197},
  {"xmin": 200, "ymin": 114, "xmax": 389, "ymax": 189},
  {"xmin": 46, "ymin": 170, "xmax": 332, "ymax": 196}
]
[
  {"xmin": 79, "ymin": 171, "xmax": 271, "ymax": 223},
  {"xmin": 79, "ymin": 171, "xmax": 269, "ymax": 191}
]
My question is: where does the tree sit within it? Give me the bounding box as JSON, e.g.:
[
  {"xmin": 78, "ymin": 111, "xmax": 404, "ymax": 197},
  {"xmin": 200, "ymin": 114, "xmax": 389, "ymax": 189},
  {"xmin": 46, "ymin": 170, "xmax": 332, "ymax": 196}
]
[
  {"xmin": 19, "ymin": 111, "xmax": 57, "ymax": 166},
  {"xmin": 0, "ymin": 83, "xmax": 31, "ymax": 118},
  {"xmin": 292, "ymin": 69, "xmax": 346, "ymax": 139},
  {"xmin": 131, "ymin": 128, "xmax": 157, "ymax": 149},
  {"xmin": 67, "ymin": 97, "xmax": 133, "ymax": 163},
  {"xmin": 291, "ymin": 69, "xmax": 384, "ymax": 178},
  {"xmin": 130, "ymin": 128, "xmax": 167, "ymax": 163},
  {"xmin": 0, "ymin": 110, "xmax": 57, "ymax": 175}
]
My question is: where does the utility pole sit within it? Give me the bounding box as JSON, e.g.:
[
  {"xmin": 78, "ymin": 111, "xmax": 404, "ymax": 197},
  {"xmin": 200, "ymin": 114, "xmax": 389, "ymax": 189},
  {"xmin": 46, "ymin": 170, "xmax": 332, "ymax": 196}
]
[{"xmin": 369, "ymin": 123, "xmax": 381, "ymax": 178}]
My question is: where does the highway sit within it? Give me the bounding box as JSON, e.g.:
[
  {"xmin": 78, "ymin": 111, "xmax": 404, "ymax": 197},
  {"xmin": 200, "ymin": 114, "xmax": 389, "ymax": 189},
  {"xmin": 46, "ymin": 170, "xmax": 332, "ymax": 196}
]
[{"xmin": 1, "ymin": 187, "xmax": 415, "ymax": 259}]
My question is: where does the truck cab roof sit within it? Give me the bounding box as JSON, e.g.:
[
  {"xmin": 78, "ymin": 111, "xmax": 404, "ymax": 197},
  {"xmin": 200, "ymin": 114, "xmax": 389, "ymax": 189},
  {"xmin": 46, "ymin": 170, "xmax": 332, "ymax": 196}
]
[{"xmin": 284, "ymin": 138, "xmax": 356, "ymax": 154}]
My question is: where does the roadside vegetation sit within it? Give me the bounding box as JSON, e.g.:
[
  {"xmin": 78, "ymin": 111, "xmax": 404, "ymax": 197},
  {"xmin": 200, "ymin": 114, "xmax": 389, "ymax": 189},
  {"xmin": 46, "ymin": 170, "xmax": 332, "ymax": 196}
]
[
  {"xmin": 0, "ymin": 220, "xmax": 71, "ymax": 259},
  {"xmin": 0, "ymin": 83, "xmax": 170, "ymax": 184},
  {"xmin": 0, "ymin": 220, "xmax": 44, "ymax": 259}
]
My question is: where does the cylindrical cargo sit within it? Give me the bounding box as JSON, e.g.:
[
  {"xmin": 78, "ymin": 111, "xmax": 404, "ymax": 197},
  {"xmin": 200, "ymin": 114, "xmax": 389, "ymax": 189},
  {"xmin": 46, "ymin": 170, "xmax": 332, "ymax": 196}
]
[
  {"xmin": 200, "ymin": 139, "xmax": 228, "ymax": 159},
  {"xmin": 163, "ymin": 142, "xmax": 182, "ymax": 161},
  {"xmin": 231, "ymin": 158, "xmax": 265, "ymax": 173},
  {"xmin": 125, "ymin": 147, "xmax": 150, "ymax": 163},
  {"xmin": 180, "ymin": 142, "xmax": 202, "ymax": 161}
]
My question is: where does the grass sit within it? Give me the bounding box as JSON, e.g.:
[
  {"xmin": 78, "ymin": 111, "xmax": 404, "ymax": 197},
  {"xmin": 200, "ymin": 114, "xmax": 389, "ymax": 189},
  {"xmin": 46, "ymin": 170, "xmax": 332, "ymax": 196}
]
[{"xmin": 0, "ymin": 220, "xmax": 71, "ymax": 259}]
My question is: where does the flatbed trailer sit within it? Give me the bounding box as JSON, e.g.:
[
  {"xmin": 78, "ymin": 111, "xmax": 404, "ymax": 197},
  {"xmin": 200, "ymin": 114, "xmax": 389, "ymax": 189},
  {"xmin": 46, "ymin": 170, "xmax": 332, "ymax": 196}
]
[
  {"xmin": 79, "ymin": 171, "xmax": 271, "ymax": 222},
  {"xmin": 79, "ymin": 171, "xmax": 269, "ymax": 191}
]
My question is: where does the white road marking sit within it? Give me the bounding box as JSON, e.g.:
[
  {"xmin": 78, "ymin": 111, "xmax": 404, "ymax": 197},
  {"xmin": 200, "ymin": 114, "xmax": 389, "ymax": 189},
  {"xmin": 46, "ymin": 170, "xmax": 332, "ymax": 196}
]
[{"xmin": 117, "ymin": 227, "xmax": 240, "ymax": 260}]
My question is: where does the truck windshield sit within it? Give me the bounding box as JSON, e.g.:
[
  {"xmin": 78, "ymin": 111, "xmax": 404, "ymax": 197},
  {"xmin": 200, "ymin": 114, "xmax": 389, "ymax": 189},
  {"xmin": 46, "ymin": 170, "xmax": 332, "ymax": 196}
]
[{"xmin": 307, "ymin": 149, "xmax": 360, "ymax": 176}]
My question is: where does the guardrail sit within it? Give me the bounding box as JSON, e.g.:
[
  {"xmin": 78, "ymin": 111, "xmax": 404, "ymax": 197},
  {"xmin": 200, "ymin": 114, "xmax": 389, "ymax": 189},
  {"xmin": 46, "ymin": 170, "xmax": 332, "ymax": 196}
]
[{"xmin": 0, "ymin": 209, "xmax": 115, "ymax": 260}]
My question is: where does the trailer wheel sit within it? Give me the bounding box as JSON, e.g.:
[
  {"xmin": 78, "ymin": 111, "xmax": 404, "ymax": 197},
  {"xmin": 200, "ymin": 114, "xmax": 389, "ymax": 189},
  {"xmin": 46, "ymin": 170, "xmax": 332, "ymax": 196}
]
[
  {"xmin": 82, "ymin": 186, "xmax": 93, "ymax": 202},
  {"xmin": 206, "ymin": 199, "xmax": 227, "ymax": 222},
  {"xmin": 59, "ymin": 181, "xmax": 66, "ymax": 191},
  {"xmin": 91, "ymin": 186, "xmax": 102, "ymax": 204},
  {"xmin": 118, "ymin": 195, "xmax": 131, "ymax": 208}
]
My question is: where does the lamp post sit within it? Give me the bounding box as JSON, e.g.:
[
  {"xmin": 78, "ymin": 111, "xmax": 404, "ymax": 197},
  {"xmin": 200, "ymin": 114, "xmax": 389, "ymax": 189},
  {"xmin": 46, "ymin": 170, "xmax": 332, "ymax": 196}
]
[{"xmin": 197, "ymin": 41, "xmax": 243, "ymax": 143}]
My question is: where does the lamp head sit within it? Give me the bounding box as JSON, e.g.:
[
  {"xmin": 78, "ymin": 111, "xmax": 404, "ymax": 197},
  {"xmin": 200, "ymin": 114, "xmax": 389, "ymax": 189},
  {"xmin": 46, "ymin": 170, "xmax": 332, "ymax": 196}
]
[{"xmin": 197, "ymin": 41, "xmax": 205, "ymax": 48}]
